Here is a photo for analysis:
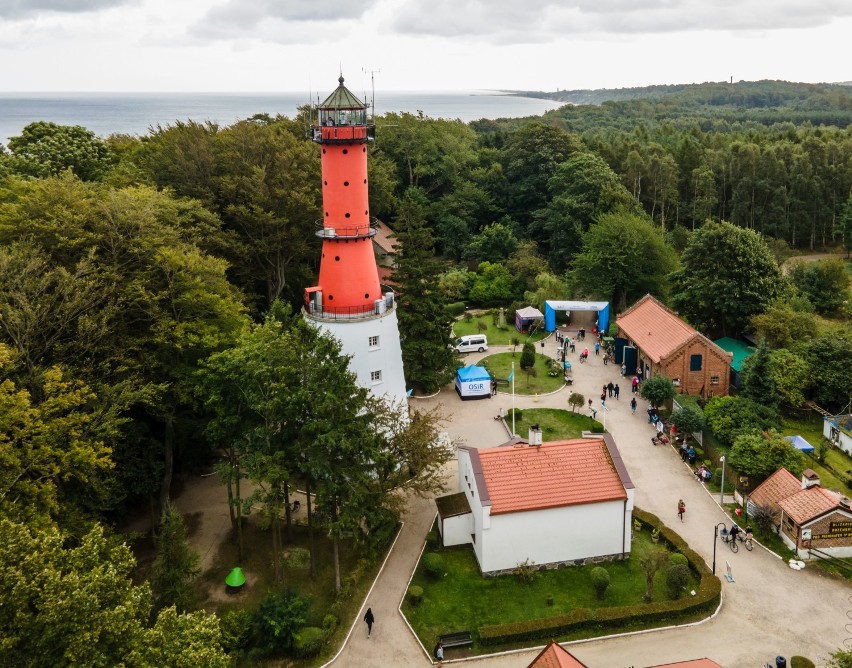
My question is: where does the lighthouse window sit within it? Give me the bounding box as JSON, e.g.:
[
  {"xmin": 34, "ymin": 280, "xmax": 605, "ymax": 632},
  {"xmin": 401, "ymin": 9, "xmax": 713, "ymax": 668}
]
[
  {"xmin": 335, "ymin": 256, "xmax": 340, "ymax": 261},
  {"xmin": 345, "ymin": 213, "xmax": 351, "ymax": 218},
  {"xmin": 370, "ymin": 370, "xmax": 382, "ymax": 382},
  {"xmin": 369, "ymin": 336, "xmax": 379, "ymax": 347},
  {"xmin": 364, "ymin": 293, "xmax": 369, "ymax": 298},
  {"xmin": 363, "ymin": 179, "xmax": 367, "ymax": 184},
  {"xmin": 344, "ymin": 181, "xmax": 349, "ymax": 186},
  {"xmin": 328, "ymin": 295, "xmax": 333, "ymax": 300},
  {"xmin": 362, "ymin": 148, "xmax": 366, "ymax": 152},
  {"xmin": 342, "ymin": 149, "xmax": 348, "ymax": 155}
]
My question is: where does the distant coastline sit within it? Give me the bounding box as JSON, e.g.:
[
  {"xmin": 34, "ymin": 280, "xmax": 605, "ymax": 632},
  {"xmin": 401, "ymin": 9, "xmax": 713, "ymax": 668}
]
[{"xmin": 0, "ymin": 91, "xmax": 562, "ymax": 146}]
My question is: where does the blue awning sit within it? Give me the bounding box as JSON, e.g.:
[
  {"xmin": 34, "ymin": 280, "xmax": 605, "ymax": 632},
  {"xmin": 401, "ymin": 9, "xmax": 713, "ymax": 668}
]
[
  {"xmin": 785, "ymin": 435, "xmax": 815, "ymax": 453},
  {"xmin": 456, "ymin": 365, "xmax": 491, "ymax": 382}
]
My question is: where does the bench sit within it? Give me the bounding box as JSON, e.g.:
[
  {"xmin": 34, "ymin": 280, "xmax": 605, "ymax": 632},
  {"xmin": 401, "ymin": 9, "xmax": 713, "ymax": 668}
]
[{"xmin": 439, "ymin": 631, "xmax": 473, "ymax": 649}]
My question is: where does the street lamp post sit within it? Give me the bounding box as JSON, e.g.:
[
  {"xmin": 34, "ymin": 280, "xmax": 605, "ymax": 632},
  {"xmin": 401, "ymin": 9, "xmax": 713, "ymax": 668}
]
[
  {"xmin": 712, "ymin": 522, "xmax": 727, "ymax": 575},
  {"xmin": 719, "ymin": 455, "xmax": 726, "ymax": 506}
]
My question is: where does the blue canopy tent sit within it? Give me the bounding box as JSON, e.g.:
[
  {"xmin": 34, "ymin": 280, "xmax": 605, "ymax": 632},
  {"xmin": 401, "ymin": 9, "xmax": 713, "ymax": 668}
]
[
  {"xmin": 455, "ymin": 365, "xmax": 492, "ymax": 400},
  {"xmin": 544, "ymin": 301, "xmax": 610, "ymax": 334},
  {"xmin": 785, "ymin": 435, "xmax": 815, "ymax": 453}
]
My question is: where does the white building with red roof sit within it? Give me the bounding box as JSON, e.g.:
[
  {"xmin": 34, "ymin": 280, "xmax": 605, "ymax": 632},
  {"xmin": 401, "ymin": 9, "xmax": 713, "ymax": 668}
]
[{"xmin": 437, "ymin": 430, "xmax": 635, "ymax": 574}]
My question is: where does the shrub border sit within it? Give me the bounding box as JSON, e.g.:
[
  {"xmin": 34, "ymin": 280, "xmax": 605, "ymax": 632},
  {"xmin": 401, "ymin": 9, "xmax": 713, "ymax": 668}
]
[{"xmin": 477, "ymin": 509, "xmax": 721, "ymax": 647}]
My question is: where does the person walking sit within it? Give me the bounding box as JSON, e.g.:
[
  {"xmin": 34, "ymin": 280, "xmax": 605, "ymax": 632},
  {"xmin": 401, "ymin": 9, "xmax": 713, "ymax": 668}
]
[
  {"xmin": 434, "ymin": 640, "xmax": 444, "ymax": 665},
  {"xmin": 594, "ymin": 341, "xmax": 600, "ymax": 356},
  {"xmin": 632, "ymin": 376, "xmax": 639, "ymax": 393},
  {"xmin": 630, "ymin": 397, "xmax": 637, "ymax": 414},
  {"xmin": 678, "ymin": 499, "xmax": 686, "ymax": 522},
  {"xmin": 621, "ymin": 363, "xmax": 626, "ymax": 377},
  {"xmin": 607, "ymin": 382, "xmax": 614, "ymax": 397},
  {"xmin": 614, "ymin": 383, "xmax": 620, "ymax": 399},
  {"xmin": 364, "ymin": 607, "xmax": 375, "ymax": 638}
]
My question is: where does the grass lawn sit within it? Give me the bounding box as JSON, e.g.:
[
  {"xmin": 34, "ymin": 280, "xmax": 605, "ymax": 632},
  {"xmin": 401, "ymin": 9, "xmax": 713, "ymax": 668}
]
[
  {"xmin": 509, "ymin": 407, "xmax": 603, "ymax": 438},
  {"xmin": 479, "ymin": 352, "xmax": 564, "ymax": 395},
  {"xmin": 453, "ymin": 317, "xmax": 547, "ymax": 346},
  {"xmin": 403, "ymin": 530, "xmax": 698, "ymax": 655},
  {"xmin": 782, "ymin": 415, "xmax": 851, "ymax": 492}
]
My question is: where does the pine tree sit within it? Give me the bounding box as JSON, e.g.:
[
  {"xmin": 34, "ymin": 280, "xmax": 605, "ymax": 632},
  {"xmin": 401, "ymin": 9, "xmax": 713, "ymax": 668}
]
[
  {"xmin": 390, "ymin": 190, "xmax": 458, "ymax": 393},
  {"xmin": 150, "ymin": 502, "xmax": 200, "ymax": 613},
  {"xmin": 740, "ymin": 338, "xmax": 779, "ymax": 412}
]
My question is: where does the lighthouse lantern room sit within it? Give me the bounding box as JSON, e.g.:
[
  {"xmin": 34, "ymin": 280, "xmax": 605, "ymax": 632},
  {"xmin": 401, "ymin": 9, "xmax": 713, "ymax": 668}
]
[{"xmin": 304, "ymin": 76, "xmax": 407, "ymax": 406}]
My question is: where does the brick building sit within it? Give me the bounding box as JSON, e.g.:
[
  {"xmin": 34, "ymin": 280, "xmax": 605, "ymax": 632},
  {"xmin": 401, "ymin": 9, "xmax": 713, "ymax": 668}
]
[
  {"xmin": 748, "ymin": 468, "xmax": 852, "ymax": 558},
  {"xmin": 616, "ymin": 294, "xmax": 732, "ymax": 397}
]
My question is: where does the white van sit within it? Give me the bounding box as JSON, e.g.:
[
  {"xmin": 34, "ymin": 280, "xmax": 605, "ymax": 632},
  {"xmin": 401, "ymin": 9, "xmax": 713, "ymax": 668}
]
[{"xmin": 454, "ymin": 335, "xmax": 488, "ymax": 353}]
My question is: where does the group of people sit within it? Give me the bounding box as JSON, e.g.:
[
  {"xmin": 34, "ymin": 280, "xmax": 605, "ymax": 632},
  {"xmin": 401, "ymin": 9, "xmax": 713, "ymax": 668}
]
[
  {"xmin": 679, "ymin": 442, "xmax": 697, "ymax": 465},
  {"xmin": 694, "ymin": 464, "xmax": 712, "ymax": 483}
]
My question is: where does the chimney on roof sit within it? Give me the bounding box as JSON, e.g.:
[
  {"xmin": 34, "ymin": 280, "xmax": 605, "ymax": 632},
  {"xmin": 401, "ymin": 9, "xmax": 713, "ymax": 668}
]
[
  {"xmin": 841, "ymin": 497, "xmax": 851, "ymax": 509},
  {"xmin": 529, "ymin": 424, "xmax": 542, "ymax": 446},
  {"xmin": 802, "ymin": 469, "xmax": 820, "ymax": 490}
]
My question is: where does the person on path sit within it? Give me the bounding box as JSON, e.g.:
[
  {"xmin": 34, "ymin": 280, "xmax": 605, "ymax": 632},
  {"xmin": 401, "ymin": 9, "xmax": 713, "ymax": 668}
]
[
  {"xmin": 570, "ymin": 338, "xmax": 576, "ymax": 353},
  {"xmin": 656, "ymin": 419, "xmax": 664, "ymax": 435},
  {"xmin": 680, "ymin": 442, "xmax": 689, "ymax": 461},
  {"xmin": 588, "ymin": 397, "xmax": 593, "ymax": 409},
  {"xmin": 594, "ymin": 342, "xmax": 600, "ymax": 356},
  {"xmin": 632, "ymin": 376, "xmax": 639, "ymax": 393},
  {"xmin": 614, "ymin": 383, "xmax": 620, "ymax": 399},
  {"xmin": 678, "ymin": 499, "xmax": 686, "ymax": 522},
  {"xmin": 434, "ymin": 641, "xmax": 444, "ymax": 665},
  {"xmin": 364, "ymin": 608, "xmax": 374, "ymax": 638},
  {"xmin": 630, "ymin": 397, "xmax": 637, "ymax": 414},
  {"xmin": 621, "ymin": 363, "xmax": 626, "ymax": 377},
  {"xmin": 607, "ymin": 382, "xmax": 614, "ymax": 397},
  {"xmin": 687, "ymin": 446, "xmax": 696, "ymax": 466}
]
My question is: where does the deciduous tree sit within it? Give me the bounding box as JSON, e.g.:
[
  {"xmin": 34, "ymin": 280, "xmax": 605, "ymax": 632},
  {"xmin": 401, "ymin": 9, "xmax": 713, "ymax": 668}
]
[{"xmin": 670, "ymin": 221, "xmax": 786, "ymax": 337}]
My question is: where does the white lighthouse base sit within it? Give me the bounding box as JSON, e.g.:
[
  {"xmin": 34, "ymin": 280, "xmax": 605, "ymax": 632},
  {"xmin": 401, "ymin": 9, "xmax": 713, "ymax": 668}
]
[{"xmin": 304, "ymin": 307, "xmax": 407, "ymax": 408}]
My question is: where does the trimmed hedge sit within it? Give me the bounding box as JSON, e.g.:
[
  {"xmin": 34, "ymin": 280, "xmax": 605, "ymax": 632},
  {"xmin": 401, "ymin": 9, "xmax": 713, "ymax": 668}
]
[
  {"xmin": 447, "ymin": 302, "xmax": 466, "ymax": 317},
  {"xmin": 478, "ymin": 508, "xmax": 721, "ymax": 647}
]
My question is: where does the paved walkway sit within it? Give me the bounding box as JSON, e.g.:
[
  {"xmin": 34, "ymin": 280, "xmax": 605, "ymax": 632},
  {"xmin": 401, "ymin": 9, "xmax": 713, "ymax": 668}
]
[{"xmin": 329, "ymin": 334, "xmax": 852, "ymax": 668}]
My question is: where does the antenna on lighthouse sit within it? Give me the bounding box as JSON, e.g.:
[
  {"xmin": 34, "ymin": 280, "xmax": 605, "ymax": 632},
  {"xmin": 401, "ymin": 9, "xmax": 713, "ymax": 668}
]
[{"xmin": 362, "ymin": 67, "xmax": 380, "ymax": 122}]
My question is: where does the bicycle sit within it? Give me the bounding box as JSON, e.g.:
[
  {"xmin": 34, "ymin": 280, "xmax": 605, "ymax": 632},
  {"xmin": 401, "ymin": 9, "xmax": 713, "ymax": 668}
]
[
  {"xmin": 738, "ymin": 533, "xmax": 754, "ymax": 551},
  {"xmin": 720, "ymin": 528, "xmax": 739, "ymax": 553}
]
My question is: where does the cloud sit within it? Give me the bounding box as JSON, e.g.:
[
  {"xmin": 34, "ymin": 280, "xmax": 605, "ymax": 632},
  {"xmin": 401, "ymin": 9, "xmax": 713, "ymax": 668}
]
[
  {"xmin": 388, "ymin": 0, "xmax": 852, "ymax": 41},
  {"xmin": 192, "ymin": 0, "xmax": 380, "ymax": 41},
  {"xmin": 0, "ymin": 0, "xmax": 134, "ymax": 20}
]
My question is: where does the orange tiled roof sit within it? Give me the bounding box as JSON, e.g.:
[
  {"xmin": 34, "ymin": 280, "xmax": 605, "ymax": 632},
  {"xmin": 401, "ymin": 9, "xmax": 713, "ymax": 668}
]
[
  {"xmin": 616, "ymin": 294, "xmax": 729, "ymax": 365},
  {"xmin": 474, "ymin": 438, "xmax": 628, "ymax": 515},
  {"xmin": 749, "ymin": 468, "xmax": 801, "ymax": 512},
  {"xmin": 779, "ymin": 486, "xmax": 841, "ymax": 524},
  {"xmin": 527, "ymin": 641, "xmax": 590, "ymax": 668},
  {"xmin": 373, "ymin": 220, "xmax": 399, "ymax": 254}
]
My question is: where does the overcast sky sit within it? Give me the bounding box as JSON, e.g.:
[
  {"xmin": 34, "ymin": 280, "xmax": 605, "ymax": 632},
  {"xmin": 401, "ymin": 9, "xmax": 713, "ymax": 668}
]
[{"xmin": 1, "ymin": 0, "xmax": 850, "ymax": 92}]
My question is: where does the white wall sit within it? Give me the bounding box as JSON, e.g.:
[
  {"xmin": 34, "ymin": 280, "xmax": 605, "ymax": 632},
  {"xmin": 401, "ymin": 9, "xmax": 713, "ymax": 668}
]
[
  {"xmin": 824, "ymin": 419, "xmax": 852, "ymax": 456},
  {"xmin": 441, "ymin": 513, "xmax": 472, "ymax": 547},
  {"xmin": 458, "ymin": 449, "xmax": 488, "ymax": 569},
  {"xmin": 480, "ymin": 500, "xmax": 630, "ymax": 573},
  {"xmin": 308, "ymin": 308, "xmax": 407, "ymax": 407}
]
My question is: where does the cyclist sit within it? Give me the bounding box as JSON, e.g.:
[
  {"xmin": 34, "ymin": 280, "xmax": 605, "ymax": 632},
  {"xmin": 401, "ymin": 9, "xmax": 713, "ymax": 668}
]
[
  {"xmin": 744, "ymin": 525, "xmax": 754, "ymax": 548},
  {"xmin": 728, "ymin": 524, "xmax": 740, "ymax": 543}
]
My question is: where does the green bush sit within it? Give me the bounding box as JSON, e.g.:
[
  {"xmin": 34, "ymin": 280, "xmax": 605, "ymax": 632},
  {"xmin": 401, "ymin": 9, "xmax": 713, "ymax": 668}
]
[
  {"xmin": 790, "ymin": 656, "xmax": 816, "ymax": 668},
  {"xmin": 666, "ymin": 564, "xmax": 691, "ymax": 599},
  {"xmin": 322, "ymin": 614, "xmax": 338, "ymax": 634},
  {"xmin": 446, "ymin": 302, "xmax": 466, "ymax": 317},
  {"xmin": 408, "ymin": 585, "xmax": 424, "ymax": 606},
  {"xmin": 669, "ymin": 553, "xmax": 688, "ymax": 566},
  {"xmin": 423, "ymin": 552, "xmax": 444, "ymax": 579},
  {"xmin": 545, "ymin": 594, "xmax": 554, "ymax": 607},
  {"xmin": 253, "ymin": 590, "xmax": 309, "ymax": 655},
  {"xmin": 590, "ymin": 566, "xmax": 610, "ymax": 600},
  {"xmin": 426, "ymin": 530, "xmax": 439, "ymax": 549},
  {"xmin": 219, "ymin": 608, "xmax": 253, "ymax": 652},
  {"xmin": 294, "ymin": 627, "xmax": 325, "ymax": 658}
]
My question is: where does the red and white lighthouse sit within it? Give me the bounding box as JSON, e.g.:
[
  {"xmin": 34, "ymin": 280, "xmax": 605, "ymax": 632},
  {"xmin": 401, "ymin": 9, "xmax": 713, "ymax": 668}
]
[{"xmin": 304, "ymin": 76, "xmax": 407, "ymax": 405}]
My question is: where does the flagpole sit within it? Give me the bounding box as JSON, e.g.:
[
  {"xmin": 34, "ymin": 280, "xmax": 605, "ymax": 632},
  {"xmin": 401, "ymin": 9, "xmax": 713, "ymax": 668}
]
[{"xmin": 511, "ymin": 362, "xmax": 516, "ymax": 436}]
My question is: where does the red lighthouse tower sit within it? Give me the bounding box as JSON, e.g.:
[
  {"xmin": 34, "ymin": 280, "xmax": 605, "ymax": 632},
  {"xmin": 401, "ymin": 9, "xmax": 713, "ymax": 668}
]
[{"xmin": 304, "ymin": 76, "xmax": 407, "ymax": 404}]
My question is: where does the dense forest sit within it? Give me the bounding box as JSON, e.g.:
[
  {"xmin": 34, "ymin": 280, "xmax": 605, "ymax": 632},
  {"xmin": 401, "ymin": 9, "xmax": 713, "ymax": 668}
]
[{"xmin": 0, "ymin": 79, "xmax": 850, "ymax": 663}]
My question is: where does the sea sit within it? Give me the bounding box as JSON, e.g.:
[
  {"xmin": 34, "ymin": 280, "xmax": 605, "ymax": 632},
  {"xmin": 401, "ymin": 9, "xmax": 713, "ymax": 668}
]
[{"xmin": 0, "ymin": 91, "xmax": 564, "ymax": 147}]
